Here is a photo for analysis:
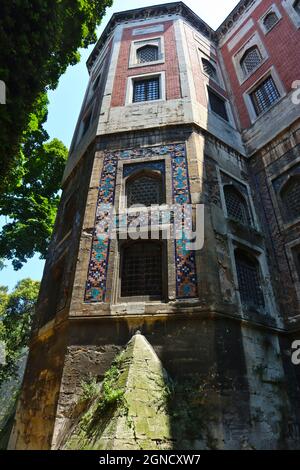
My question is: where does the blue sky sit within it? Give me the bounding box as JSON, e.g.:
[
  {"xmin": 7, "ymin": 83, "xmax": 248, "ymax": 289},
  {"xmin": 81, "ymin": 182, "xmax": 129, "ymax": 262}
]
[{"xmin": 0, "ymin": 0, "xmax": 238, "ymax": 291}]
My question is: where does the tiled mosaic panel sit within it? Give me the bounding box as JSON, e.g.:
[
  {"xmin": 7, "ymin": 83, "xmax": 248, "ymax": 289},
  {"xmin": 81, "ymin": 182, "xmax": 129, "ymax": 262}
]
[
  {"xmin": 85, "ymin": 154, "xmax": 118, "ymax": 303},
  {"xmin": 85, "ymin": 144, "xmax": 197, "ymax": 303}
]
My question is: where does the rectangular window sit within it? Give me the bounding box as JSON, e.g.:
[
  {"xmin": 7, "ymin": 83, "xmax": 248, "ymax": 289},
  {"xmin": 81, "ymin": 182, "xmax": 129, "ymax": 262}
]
[
  {"xmin": 250, "ymin": 76, "xmax": 280, "ymax": 115},
  {"xmin": 133, "ymin": 77, "xmax": 160, "ymax": 102},
  {"xmin": 208, "ymin": 89, "xmax": 229, "ymax": 121}
]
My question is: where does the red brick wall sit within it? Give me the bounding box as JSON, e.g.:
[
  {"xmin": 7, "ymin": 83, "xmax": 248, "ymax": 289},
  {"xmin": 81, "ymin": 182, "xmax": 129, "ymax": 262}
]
[
  {"xmin": 184, "ymin": 24, "xmax": 228, "ymax": 107},
  {"xmin": 111, "ymin": 21, "xmax": 181, "ymax": 107},
  {"xmin": 220, "ymin": 0, "xmax": 300, "ymax": 129}
]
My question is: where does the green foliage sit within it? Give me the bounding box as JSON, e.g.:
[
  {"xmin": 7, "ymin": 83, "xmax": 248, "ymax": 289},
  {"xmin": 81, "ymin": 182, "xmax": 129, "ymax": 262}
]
[
  {"xmin": 81, "ymin": 376, "xmax": 100, "ymax": 402},
  {"xmin": 100, "ymin": 364, "xmax": 124, "ymax": 410},
  {"xmin": 0, "ymin": 0, "xmax": 113, "ymax": 182},
  {"xmin": 0, "ymin": 279, "xmax": 40, "ymax": 386},
  {"xmin": 0, "ymin": 94, "xmax": 68, "ymax": 269}
]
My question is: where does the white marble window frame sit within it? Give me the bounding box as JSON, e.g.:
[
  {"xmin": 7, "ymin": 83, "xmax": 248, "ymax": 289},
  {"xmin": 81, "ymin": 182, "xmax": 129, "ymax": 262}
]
[
  {"xmin": 281, "ymin": 0, "xmax": 300, "ymax": 29},
  {"xmin": 125, "ymin": 71, "xmax": 166, "ymax": 105},
  {"xmin": 232, "ymin": 32, "xmax": 269, "ymax": 85},
  {"xmin": 259, "ymin": 3, "xmax": 283, "ymax": 35},
  {"xmin": 129, "ymin": 36, "xmax": 165, "ymax": 68}
]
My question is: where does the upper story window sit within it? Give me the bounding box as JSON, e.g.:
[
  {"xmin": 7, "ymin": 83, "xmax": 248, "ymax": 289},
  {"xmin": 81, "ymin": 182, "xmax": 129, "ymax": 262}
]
[
  {"xmin": 133, "ymin": 76, "xmax": 160, "ymax": 103},
  {"xmin": 137, "ymin": 45, "xmax": 159, "ymax": 64},
  {"xmin": 240, "ymin": 46, "xmax": 262, "ymax": 76},
  {"xmin": 263, "ymin": 11, "xmax": 279, "ymax": 31},
  {"xmin": 126, "ymin": 172, "xmax": 164, "ymax": 207},
  {"xmin": 235, "ymin": 249, "xmax": 265, "ymax": 310},
  {"xmin": 201, "ymin": 58, "xmax": 218, "ymax": 83},
  {"xmin": 208, "ymin": 89, "xmax": 229, "ymax": 121},
  {"xmin": 280, "ymin": 176, "xmax": 300, "ymax": 222},
  {"xmin": 294, "ymin": 0, "xmax": 300, "ymax": 14},
  {"xmin": 224, "ymin": 185, "xmax": 251, "ymax": 226},
  {"xmin": 121, "ymin": 242, "xmax": 163, "ymax": 299},
  {"xmin": 250, "ymin": 76, "xmax": 280, "ymax": 116}
]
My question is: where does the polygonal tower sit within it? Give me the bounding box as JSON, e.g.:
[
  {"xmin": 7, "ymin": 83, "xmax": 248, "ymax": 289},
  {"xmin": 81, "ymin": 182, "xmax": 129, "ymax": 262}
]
[{"xmin": 10, "ymin": 1, "xmax": 300, "ymax": 450}]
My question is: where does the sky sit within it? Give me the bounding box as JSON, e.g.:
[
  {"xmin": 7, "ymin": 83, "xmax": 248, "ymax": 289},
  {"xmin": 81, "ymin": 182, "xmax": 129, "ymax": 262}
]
[{"xmin": 0, "ymin": 0, "xmax": 238, "ymax": 291}]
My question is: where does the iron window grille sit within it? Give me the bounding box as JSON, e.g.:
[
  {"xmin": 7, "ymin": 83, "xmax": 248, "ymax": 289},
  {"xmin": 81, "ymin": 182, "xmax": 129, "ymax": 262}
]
[
  {"xmin": 240, "ymin": 47, "xmax": 262, "ymax": 76},
  {"xmin": 208, "ymin": 89, "xmax": 229, "ymax": 121},
  {"xmin": 235, "ymin": 250, "xmax": 265, "ymax": 309},
  {"xmin": 263, "ymin": 11, "xmax": 279, "ymax": 31},
  {"xmin": 126, "ymin": 174, "xmax": 163, "ymax": 207},
  {"xmin": 137, "ymin": 45, "xmax": 159, "ymax": 64},
  {"xmin": 250, "ymin": 76, "xmax": 280, "ymax": 116},
  {"xmin": 281, "ymin": 177, "xmax": 300, "ymax": 222},
  {"xmin": 294, "ymin": 0, "xmax": 300, "ymax": 14},
  {"xmin": 133, "ymin": 77, "xmax": 160, "ymax": 102},
  {"xmin": 121, "ymin": 242, "xmax": 163, "ymax": 298},
  {"xmin": 202, "ymin": 58, "xmax": 218, "ymax": 82},
  {"xmin": 224, "ymin": 186, "xmax": 251, "ymax": 226}
]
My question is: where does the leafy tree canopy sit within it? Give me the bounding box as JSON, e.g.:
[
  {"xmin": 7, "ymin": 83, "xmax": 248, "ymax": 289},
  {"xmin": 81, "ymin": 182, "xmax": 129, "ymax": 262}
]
[
  {"xmin": 0, "ymin": 94, "xmax": 68, "ymax": 269},
  {"xmin": 0, "ymin": 279, "xmax": 40, "ymax": 387},
  {"xmin": 0, "ymin": 0, "xmax": 112, "ymax": 182}
]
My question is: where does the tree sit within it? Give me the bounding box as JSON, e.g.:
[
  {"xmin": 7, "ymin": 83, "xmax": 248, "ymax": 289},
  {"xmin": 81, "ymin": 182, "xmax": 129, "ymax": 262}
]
[
  {"xmin": 0, "ymin": 279, "xmax": 40, "ymax": 387},
  {"xmin": 0, "ymin": 0, "xmax": 113, "ymax": 185},
  {"xmin": 0, "ymin": 94, "xmax": 68, "ymax": 269}
]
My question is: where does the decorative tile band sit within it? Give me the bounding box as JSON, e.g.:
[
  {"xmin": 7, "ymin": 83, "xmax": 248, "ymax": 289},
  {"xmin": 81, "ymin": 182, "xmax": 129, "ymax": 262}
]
[
  {"xmin": 84, "ymin": 144, "xmax": 197, "ymax": 303},
  {"xmin": 85, "ymin": 153, "xmax": 118, "ymax": 303}
]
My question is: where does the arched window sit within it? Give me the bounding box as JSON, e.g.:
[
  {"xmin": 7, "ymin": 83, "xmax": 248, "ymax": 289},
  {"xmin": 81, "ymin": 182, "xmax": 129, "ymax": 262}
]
[
  {"xmin": 121, "ymin": 242, "xmax": 163, "ymax": 298},
  {"xmin": 137, "ymin": 45, "xmax": 159, "ymax": 64},
  {"xmin": 294, "ymin": 0, "xmax": 300, "ymax": 14},
  {"xmin": 281, "ymin": 176, "xmax": 300, "ymax": 222},
  {"xmin": 202, "ymin": 58, "xmax": 218, "ymax": 82},
  {"xmin": 235, "ymin": 250, "xmax": 265, "ymax": 309},
  {"xmin": 263, "ymin": 11, "xmax": 279, "ymax": 31},
  {"xmin": 240, "ymin": 46, "xmax": 262, "ymax": 76},
  {"xmin": 126, "ymin": 172, "xmax": 164, "ymax": 207},
  {"xmin": 224, "ymin": 185, "xmax": 251, "ymax": 226}
]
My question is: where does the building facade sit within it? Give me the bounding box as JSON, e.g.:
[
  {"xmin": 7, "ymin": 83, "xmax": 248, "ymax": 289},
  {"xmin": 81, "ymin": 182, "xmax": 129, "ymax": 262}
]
[{"xmin": 9, "ymin": 0, "xmax": 300, "ymax": 449}]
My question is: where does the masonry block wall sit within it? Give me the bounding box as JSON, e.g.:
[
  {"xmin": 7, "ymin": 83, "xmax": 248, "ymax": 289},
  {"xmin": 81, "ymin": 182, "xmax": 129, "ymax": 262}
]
[{"xmin": 9, "ymin": 0, "xmax": 300, "ymax": 450}]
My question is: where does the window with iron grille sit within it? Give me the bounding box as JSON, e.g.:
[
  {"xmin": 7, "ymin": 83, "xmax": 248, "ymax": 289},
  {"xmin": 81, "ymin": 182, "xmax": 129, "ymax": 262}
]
[
  {"xmin": 250, "ymin": 76, "xmax": 280, "ymax": 116},
  {"xmin": 235, "ymin": 250, "xmax": 265, "ymax": 309},
  {"xmin": 137, "ymin": 45, "xmax": 159, "ymax": 64},
  {"xmin": 294, "ymin": 0, "xmax": 300, "ymax": 14},
  {"xmin": 208, "ymin": 89, "xmax": 229, "ymax": 121},
  {"xmin": 263, "ymin": 11, "xmax": 279, "ymax": 31},
  {"xmin": 281, "ymin": 177, "xmax": 300, "ymax": 221},
  {"xmin": 240, "ymin": 46, "xmax": 262, "ymax": 76},
  {"xmin": 224, "ymin": 185, "xmax": 251, "ymax": 225},
  {"xmin": 121, "ymin": 242, "xmax": 163, "ymax": 298},
  {"xmin": 202, "ymin": 58, "xmax": 218, "ymax": 82},
  {"xmin": 133, "ymin": 77, "xmax": 160, "ymax": 102},
  {"xmin": 127, "ymin": 174, "xmax": 163, "ymax": 207}
]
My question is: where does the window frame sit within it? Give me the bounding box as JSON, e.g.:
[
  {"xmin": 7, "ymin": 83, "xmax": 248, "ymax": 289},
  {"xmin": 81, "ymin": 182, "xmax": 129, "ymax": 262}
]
[
  {"xmin": 206, "ymin": 86, "xmax": 232, "ymax": 124},
  {"xmin": 259, "ymin": 4, "xmax": 282, "ymax": 35},
  {"xmin": 125, "ymin": 169, "xmax": 165, "ymax": 208},
  {"xmin": 223, "ymin": 184, "xmax": 253, "ymax": 227},
  {"xmin": 243, "ymin": 67, "xmax": 285, "ymax": 123},
  {"xmin": 240, "ymin": 46, "xmax": 263, "ymax": 77},
  {"xmin": 119, "ymin": 239, "xmax": 167, "ymax": 302},
  {"xmin": 280, "ymin": 175, "xmax": 300, "ymax": 223},
  {"xmin": 282, "ymin": 0, "xmax": 300, "ymax": 28},
  {"xmin": 233, "ymin": 32, "xmax": 268, "ymax": 84},
  {"xmin": 129, "ymin": 36, "xmax": 165, "ymax": 68},
  {"xmin": 126, "ymin": 72, "xmax": 166, "ymax": 105},
  {"xmin": 234, "ymin": 248, "xmax": 265, "ymax": 311},
  {"xmin": 198, "ymin": 49, "xmax": 224, "ymax": 88}
]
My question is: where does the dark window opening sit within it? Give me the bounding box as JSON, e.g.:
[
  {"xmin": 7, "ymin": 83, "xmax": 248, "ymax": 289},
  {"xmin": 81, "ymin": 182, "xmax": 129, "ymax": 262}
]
[
  {"xmin": 92, "ymin": 74, "xmax": 101, "ymax": 92},
  {"xmin": 82, "ymin": 110, "xmax": 92, "ymax": 136},
  {"xmin": 121, "ymin": 242, "xmax": 163, "ymax": 298},
  {"xmin": 263, "ymin": 11, "xmax": 279, "ymax": 31},
  {"xmin": 235, "ymin": 250, "xmax": 265, "ymax": 309},
  {"xmin": 281, "ymin": 177, "xmax": 300, "ymax": 222},
  {"xmin": 224, "ymin": 185, "xmax": 251, "ymax": 226},
  {"xmin": 294, "ymin": 0, "xmax": 300, "ymax": 14},
  {"xmin": 61, "ymin": 193, "xmax": 77, "ymax": 240},
  {"xmin": 126, "ymin": 173, "xmax": 164, "ymax": 207},
  {"xmin": 240, "ymin": 46, "xmax": 262, "ymax": 76},
  {"xmin": 208, "ymin": 89, "xmax": 229, "ymax": 121},
  {"xmin": 137, "ymin": 45, "xmax": 159, "ymax": 64},
  {"xmin": 202, "ymin": 58, "xmax": 218, "ymax": 82},
  {"xmin": 250, "ymin": 76, "xmax": 280, "ymax": 115},
  {"xmin": 133, "ymin": 77, "xmax": 160, "ymax": 102}
]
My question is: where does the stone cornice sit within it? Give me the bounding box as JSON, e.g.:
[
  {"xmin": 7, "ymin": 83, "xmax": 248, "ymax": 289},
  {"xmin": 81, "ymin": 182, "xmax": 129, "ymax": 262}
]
[
  {"xmin": 87, "ymin": 1, "xmax": 216, "ymax": 72},
  {"xmin": 216, "ymin": 0, "xmax": 257, "ymax": 39}
]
